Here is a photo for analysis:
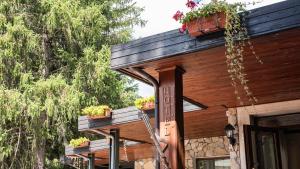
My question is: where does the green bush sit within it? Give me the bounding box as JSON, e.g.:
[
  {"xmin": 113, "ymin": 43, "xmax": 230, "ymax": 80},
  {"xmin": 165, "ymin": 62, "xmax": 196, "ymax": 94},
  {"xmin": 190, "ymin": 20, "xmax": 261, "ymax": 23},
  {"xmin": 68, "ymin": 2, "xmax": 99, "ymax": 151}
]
[
  {"xmin": 69, "ymin": 137, "xmax": 90, "ymax": 148},
  {"xmin": 82, "ymin": 105, "xmax": 110, "ymax": 116}
]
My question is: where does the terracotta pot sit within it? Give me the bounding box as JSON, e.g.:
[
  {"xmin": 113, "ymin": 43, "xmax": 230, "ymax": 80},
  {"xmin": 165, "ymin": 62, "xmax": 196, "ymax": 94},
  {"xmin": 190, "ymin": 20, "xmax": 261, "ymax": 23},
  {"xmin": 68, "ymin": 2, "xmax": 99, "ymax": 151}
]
[
  {"xmin": 76, "ymin": 141, "xmax": 90, "ymax": 148},
  {"xmin": 186, "ymin": 12, "xmax": 226, "ymax": 37}
]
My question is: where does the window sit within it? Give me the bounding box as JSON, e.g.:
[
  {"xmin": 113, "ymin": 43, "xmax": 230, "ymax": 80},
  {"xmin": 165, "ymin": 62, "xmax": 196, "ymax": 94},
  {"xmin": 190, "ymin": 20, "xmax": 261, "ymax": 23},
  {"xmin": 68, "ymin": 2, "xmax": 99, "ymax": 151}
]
[{"xmin": 196, "ymin": 157, "xmax": 230, "ymax": 169}]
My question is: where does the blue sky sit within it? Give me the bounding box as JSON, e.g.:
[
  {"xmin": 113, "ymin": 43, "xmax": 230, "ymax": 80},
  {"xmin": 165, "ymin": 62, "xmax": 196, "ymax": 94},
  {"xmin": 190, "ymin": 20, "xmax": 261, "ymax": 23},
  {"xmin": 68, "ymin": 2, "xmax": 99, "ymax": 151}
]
[{"xmin": 133, "ymin": 0, "xmax": 285, "ymax": 97}]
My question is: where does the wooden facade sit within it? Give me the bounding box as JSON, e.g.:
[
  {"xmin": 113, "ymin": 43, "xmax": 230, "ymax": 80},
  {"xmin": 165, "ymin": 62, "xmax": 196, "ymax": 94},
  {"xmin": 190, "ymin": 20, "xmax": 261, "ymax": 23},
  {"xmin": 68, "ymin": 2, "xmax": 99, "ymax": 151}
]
[
  {"xmin": 66, "ymin": 1, "xmax": 300, "ymax": 168},
  {"xmin": 111, "ymin": 0, "xmax": 300, "ymax": 70}
]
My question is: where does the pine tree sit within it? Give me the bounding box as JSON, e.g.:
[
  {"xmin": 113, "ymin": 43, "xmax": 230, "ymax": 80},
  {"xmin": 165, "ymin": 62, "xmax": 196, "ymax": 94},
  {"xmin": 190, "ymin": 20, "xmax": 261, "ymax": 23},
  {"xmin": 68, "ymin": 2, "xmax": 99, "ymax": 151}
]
[{"xmin": 0, "ymin": 0, "xmax": 144, "ymax": 168}]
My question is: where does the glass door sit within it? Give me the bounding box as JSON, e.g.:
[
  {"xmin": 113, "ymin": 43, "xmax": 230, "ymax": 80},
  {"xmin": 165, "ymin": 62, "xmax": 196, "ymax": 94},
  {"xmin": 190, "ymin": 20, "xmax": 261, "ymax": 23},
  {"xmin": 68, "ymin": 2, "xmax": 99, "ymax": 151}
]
[{"xmin": 244, "ymin": 125, "xmax": 282, "ymax": 169}]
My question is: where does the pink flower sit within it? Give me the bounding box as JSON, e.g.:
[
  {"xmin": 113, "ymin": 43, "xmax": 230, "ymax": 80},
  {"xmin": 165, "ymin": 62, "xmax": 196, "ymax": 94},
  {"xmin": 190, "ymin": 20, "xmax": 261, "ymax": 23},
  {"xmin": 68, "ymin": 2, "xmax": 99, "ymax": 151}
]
[
  {"xmin": 186, "ymin": 0, "xmax": 197, "ymax": 9},
  {"xmin": 179, "ymin": 24, "xmax": 187, "ymax": 33},
  {"xmin": 173, "ymin": 11, "xmax": 184, "ymax": 21}
]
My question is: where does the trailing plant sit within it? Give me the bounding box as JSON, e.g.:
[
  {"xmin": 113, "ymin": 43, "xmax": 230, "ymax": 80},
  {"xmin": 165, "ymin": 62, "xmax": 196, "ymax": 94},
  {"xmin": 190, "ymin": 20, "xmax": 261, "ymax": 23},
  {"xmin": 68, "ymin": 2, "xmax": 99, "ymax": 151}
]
[
  {"xmin": 134, "ymin": 96, "xmax": 155, "ymax": 110},
  {"xmin": 69, "ymin": 137, "xmax": 90, "ymax": 148},
  {"xmin": 82, "ymin": 105, "xmax": 111, "ymax": 116},
  {"xmin": 173, "ymin": 0, "xmax": 262, "ymax": 105}
]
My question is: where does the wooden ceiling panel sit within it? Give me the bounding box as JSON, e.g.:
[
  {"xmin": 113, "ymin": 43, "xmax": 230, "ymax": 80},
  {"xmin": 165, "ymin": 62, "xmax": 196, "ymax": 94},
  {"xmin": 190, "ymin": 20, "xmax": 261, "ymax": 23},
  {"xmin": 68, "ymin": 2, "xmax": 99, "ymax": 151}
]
[
  {"xmin": 98, "ymin": 106, "xmax": 227, "ymax": 143},
  {"xmin": 78, "ymin": 144, "xmax": 154, "ymax": 165},
  {"xmin": 126, "ymin": 28, "xmax": 300, "ymax": 108},
  {"xmin": 91, "ymin": 29, "xmax": 300, "ymax": 162}
]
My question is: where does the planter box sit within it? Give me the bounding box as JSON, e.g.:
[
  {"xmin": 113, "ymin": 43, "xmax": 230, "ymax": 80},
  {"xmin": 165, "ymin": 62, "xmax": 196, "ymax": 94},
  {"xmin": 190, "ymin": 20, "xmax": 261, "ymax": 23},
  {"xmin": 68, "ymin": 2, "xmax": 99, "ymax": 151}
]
[
  {"xmin": 141, "ymin": 102, "xmax": 155, "ymax": 111},
  {"xmin": 187, "ymin": 12, "xmax": 226, "ymax": 37},
  {"xmin": 87, "ymin": 109, "xmax": 112, "ymax": 120},
  {"xmin": 75, "ymin": 141, "xmax": 90, "ymax": 148}
]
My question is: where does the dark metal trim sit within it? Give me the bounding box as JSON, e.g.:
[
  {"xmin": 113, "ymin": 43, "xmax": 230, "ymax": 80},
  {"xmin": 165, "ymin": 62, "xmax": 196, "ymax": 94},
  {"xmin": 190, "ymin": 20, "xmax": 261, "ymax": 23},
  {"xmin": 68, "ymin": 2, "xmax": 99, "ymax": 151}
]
[{"xmin": 183, "ymin": 96, "xmax": 208, "ymax": 109}]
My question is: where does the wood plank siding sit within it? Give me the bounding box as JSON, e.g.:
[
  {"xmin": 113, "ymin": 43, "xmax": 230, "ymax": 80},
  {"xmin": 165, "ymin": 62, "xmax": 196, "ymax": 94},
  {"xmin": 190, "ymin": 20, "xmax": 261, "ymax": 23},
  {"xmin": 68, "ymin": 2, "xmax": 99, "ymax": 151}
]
[{"xmin": 111, "ymin": 0, "xmax": 300, "ymax": 69}]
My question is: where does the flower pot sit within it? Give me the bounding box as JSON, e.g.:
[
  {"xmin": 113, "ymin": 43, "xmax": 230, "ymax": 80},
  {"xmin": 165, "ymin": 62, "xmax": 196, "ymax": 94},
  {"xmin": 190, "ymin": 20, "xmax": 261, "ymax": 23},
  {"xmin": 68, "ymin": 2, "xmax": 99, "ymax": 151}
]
[
  {"xmin": 88, "ymin": 109, "xmax": 112, "ymax": 120},
  {"xmin": 186, "ymin": 12, "xmax": 226, "ymax": 37},
  {"xmin": 141, "ymin": 102, "xmax": 155, "ymax": 111},
  {"xmin": 75, "ymin": 141, "xmax": 90, "ymax": 148}
]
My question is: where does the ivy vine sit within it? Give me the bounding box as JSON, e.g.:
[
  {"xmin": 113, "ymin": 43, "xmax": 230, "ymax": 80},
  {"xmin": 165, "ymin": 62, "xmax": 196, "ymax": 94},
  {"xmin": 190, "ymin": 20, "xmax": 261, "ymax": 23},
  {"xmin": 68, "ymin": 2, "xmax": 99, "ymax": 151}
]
[{"xmin": 174, "ymin": 0, "xmax": 263, "ymax": 105}]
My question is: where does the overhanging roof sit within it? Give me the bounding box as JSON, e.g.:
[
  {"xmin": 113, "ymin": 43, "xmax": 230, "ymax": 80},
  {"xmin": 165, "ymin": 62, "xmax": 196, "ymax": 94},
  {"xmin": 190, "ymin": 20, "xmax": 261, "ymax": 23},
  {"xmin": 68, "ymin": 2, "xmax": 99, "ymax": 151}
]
[
  {"xmin": 79, "ymin": 106, "xmax": 227, "ymax": 141},
  {"xmin": 65, "ymin": 139, "xmax": 153, "ymax": 165},
  {"xmin": 111, "ymin": 0, "xmax": 300, "ymax": 70}
]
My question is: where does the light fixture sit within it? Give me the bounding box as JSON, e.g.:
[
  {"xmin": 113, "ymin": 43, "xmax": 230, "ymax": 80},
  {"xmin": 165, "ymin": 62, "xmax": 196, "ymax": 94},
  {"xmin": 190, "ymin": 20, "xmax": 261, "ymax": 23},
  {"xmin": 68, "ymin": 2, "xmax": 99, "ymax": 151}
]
[{"xmin": 224, "ymin": 124, "xmax": 236, "ymax": 146}]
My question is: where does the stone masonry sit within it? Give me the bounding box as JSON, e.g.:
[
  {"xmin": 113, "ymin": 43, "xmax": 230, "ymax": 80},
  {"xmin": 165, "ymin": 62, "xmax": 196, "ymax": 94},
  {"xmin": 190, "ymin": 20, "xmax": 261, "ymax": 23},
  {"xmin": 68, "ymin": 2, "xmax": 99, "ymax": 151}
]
[
  {"xmin": 134, "ymin": 136, "xmax": 230, "ymax": 169},
  {"xmin": 227, "ymin": 108, "xmax": 241, "ymax": 169},
  {"xmin": 185, "ymin": 136, "xmax": 230, "ymax": 169},
  {"xmin": 135, "ymin": 158, "xmax": 156, "ymax": 169}
]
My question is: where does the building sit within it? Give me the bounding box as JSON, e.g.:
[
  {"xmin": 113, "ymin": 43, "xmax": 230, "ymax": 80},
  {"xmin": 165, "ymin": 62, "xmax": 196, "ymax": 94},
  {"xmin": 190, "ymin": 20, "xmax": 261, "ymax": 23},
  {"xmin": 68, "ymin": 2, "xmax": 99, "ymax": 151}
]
[{"xmin": 65, "ymin": 0, "xmax": 300, "ymax": 169}]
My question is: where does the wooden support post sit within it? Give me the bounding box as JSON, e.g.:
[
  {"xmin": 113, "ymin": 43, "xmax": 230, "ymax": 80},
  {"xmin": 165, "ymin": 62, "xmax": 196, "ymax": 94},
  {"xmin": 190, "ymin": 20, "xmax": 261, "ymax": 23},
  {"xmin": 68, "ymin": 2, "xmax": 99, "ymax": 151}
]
[
  {"xmin": 109, "ymin": 129, "xmax": 120, "ymax": 169},
  {"xmin": 88, "ymin": 154, "xmax": 95, "ymax": 169},
  {"xmin": 158, "ymin": 66, "xmax": 185, "ymax": 169}
]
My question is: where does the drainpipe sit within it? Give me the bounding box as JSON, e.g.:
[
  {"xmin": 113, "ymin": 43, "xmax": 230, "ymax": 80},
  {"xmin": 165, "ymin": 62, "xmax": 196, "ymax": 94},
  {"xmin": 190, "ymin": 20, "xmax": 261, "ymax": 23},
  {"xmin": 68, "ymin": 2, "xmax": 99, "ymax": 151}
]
[
  {"xmin": 110, "ymin": 129, "xmax": 119, "ymax": 169},
  {"xmin": 90, "ymin": 129, "xmax": 119, "ymax": 169},
  {"xmin": 129, "ymin": 67, "xmax": 160, "ymax": 169},
  {"xmin": 88, "ymin": 154, "xmax": 95, "ymax": 169}
]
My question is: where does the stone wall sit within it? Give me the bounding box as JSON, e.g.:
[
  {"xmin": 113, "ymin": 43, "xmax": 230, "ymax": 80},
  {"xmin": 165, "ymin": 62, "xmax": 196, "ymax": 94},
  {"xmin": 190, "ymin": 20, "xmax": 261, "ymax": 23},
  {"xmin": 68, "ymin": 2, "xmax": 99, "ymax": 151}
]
[
  {"xmin": 185, "ymin": 136, "xmax": 229, "ymax": 169},
  {"xmin": 134, "ymin": 158, "xmax": 156, "ymax": 169},
  {"xmin": 134, "ymin": 136, "xmax": 229, "ymax": 169},
  {"xmin": 227, "ymin": 108, "xmax": 241, "ymax": 169}
]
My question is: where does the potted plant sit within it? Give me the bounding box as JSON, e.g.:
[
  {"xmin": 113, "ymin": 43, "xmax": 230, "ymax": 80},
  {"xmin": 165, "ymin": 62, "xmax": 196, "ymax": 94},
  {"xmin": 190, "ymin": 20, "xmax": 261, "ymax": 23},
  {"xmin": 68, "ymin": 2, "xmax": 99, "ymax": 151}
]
[
  {"xmin": 174, "ymin": 0, "xmax": 262, "ymax": 105},
  {"xmin": 173, "ymin": 0, "xmax": 242, "ymax": 37},
  {"xmin": 69, "ymin": 137, "xmax": 90, "ymax": 148},
  {"xmin": 82, "ymin": 105, "xmax": 112, "ymax": 120},
  {"xmin": 134, "ymin": 96, "xmax": 155, "ymax": 111}
]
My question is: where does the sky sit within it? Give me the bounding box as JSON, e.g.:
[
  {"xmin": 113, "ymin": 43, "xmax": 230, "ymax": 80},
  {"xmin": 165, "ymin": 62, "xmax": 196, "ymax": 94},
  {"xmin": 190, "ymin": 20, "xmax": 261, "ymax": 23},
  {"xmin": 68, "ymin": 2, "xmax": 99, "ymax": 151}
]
[{"xmin": 132, "ymin": 0, "xmax": 285, "ymax": 97}]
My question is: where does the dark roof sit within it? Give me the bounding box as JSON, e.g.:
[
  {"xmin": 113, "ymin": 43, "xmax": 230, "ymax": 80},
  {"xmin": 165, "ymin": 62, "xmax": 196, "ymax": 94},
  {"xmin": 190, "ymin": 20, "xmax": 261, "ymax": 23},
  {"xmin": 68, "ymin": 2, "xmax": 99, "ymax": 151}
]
[
  {"xmin": 111, "ymin": 0, "xmax": 300, "ymax": 69},
  {"xmin": 78, "ymin": 106, "xmax": 146, "ymax": 131},
  {"xmin": 65, "ymin": 139, "xmax": 139, "ymax": 156}
]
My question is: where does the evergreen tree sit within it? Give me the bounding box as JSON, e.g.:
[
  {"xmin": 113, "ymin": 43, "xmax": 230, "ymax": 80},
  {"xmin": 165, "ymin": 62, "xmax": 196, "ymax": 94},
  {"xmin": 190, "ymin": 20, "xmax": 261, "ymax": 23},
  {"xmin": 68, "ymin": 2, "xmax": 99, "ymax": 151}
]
[{"xmin": 0, "ymin": 0, "xmax": 144, "ymax": 168}]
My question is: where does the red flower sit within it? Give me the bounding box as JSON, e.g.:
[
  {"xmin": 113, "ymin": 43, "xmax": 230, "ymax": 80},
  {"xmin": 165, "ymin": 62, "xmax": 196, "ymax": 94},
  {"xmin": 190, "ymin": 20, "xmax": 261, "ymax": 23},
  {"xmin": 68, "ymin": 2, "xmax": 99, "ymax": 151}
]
[
  {"xmin": 179, "ymin": 23, "xmax": 187, "ymax": 33},
  {"xmin": 186, "ymin": 0, "xmax": 197, "ymax": 9},
  {"xmin": 173, "ymin": 11, "xmax": 183, "ymax": 21}
]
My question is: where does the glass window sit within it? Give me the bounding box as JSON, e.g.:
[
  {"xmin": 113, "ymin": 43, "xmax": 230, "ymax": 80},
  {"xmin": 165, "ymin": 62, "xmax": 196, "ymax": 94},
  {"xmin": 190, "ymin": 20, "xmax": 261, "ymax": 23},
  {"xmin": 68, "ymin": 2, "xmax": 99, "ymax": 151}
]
[{"xmin": 196, "ymin": 157, "xmax": 230, "ymax": 169}]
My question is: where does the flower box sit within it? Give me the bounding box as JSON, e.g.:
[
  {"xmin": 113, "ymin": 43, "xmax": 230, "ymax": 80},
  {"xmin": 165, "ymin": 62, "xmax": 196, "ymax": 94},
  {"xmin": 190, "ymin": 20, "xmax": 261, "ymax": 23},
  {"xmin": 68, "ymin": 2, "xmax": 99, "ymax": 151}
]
[
  {"xmin": 69, "ymin": 137, "xmax": 90, "ymax": 148},
  {"xmin": 87, "ymin": 109, "xmax": 112, "ymax": 120},
  {"xmin": 135, "ymin": 96, "xmax": 155, "ymax": 111},
  {"xmin": 141, "ymin": 101, "xmax": 154, "ymax": 111},
  {"xmin": 82, "ymin": 105, "xmax": 112, "ymax": 120},
  {"xmin": 75, "ymin": 141, "xmax": 90, "ymax": 148},
  {"xmin": 186, "ymin": 12, "xmax": 226, "ymax": 37}
]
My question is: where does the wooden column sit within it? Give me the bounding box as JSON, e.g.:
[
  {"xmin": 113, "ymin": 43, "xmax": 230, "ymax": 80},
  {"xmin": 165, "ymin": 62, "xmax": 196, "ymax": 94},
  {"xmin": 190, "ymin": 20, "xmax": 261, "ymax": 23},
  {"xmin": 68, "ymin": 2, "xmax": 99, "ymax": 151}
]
[{"xmin": 158, "ymin": 66, "xmax": 185, "ymax": 169}]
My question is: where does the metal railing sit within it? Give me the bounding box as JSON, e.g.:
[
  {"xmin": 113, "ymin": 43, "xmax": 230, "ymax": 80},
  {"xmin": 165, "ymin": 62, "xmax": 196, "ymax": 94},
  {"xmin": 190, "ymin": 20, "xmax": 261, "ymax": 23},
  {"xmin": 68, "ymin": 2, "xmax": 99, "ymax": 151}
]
[{"xmin": 140, "ymin": 110, "xmax": 170, "ymax": 169}]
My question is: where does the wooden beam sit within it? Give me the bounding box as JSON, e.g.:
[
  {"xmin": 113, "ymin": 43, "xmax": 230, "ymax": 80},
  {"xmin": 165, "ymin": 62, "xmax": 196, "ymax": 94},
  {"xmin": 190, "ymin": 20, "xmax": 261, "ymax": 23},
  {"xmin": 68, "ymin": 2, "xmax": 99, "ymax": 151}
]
[{"xmin": 158, "ymin": 66, "xmax": 185, "ymax": 169}]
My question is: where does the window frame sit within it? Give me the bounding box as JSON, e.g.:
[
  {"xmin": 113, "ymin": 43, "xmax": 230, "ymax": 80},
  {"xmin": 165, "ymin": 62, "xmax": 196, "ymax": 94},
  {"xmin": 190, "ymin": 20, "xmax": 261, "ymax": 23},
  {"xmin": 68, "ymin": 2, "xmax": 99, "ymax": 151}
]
[{"xmin": 193, "ymin": 156, "xmax": 230, "ymax": 169}]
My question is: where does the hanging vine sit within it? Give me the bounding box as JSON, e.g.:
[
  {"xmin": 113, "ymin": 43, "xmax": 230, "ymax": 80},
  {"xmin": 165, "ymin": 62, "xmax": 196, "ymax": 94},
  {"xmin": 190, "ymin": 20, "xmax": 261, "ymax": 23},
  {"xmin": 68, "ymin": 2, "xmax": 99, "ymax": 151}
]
[{"xmin": 174, "ymin": 0, "xmax": 263, "ymax": 105}]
